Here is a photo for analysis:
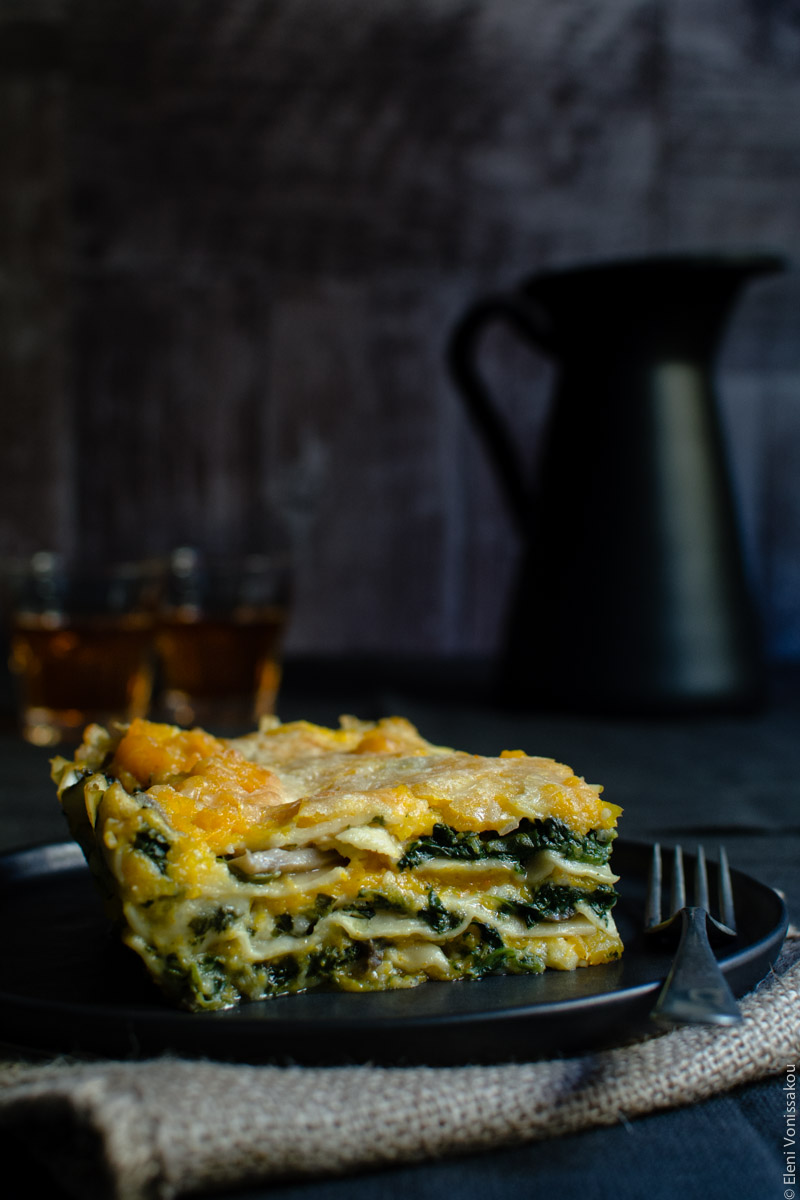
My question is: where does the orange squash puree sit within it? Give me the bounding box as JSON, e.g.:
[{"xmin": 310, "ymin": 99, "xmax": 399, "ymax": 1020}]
[
  {"xmin": 109, "ymin": 719, "xmax": 287, "ymax": 855},
  {"xmin": 353, "ymin": 729, "xmax": 424, "ymax": 755},
  {"xmin": 111, "ymin": 718, "xmax": 224, "ymax": 787}
]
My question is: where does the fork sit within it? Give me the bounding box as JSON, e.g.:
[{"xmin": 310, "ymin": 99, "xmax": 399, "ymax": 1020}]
[{"xmin": 645, "ymin": 843, "xmax": 742, "ymax": 1026}]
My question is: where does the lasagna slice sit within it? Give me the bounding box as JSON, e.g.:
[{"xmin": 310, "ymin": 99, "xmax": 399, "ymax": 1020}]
[{"xmin": 52, "ymin": 715, "xmax": 623, "ymax": 1012}]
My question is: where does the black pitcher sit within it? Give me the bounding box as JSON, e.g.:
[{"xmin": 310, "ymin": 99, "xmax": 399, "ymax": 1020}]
[{"xmin": 447, "ymin": 253, "xmax": 784, "ymax": 713}]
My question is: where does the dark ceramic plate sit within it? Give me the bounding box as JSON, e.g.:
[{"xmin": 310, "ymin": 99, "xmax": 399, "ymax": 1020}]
[{"xmin": 0, "ymin": 840, "xmax": 788, "ymax": 1065}]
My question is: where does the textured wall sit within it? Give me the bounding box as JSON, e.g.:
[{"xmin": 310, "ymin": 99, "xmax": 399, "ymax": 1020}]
[{"xmin": 2, "ymin": 0, "xmax": 800, "ymax": 659}]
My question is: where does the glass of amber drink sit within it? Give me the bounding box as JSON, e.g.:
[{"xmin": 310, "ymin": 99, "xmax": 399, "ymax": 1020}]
[
  {"xmin": 154, "ymin": 548, "xmax": 291, "ymax": 731},
  {"xmin": 8, "ymin": 553, "xmax": 161, "ymax": 746}
]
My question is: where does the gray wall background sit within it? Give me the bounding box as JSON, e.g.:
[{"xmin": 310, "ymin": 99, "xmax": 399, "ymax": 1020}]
[{"xmin": 2, "ymin": 0, "xmax": 800, "ymax": 660}]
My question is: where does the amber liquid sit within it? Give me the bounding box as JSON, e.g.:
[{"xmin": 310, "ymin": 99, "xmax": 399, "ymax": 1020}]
[
  {"xmin": 10, "ymin": 614, "xmax": 155, "ymax": 745},
  {"xmin": 155, "ymin": 607, "xmax": 287, "ymax": 728}
]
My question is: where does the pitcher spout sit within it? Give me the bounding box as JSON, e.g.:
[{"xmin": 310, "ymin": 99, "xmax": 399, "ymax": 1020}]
[{"xmin": 516, "ymin": 251, "xmax": 785, "ymax": 363}]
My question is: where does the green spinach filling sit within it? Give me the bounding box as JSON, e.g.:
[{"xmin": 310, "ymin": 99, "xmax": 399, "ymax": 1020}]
[
  {"xmin": 497, "ymin": 882, "xmax": 616, "ymax": 926},
  {"xmin": 398, "ymin": 816, "xmax": 613, "ymax": 871},
  {"xmin": 161, "ymin": 950, "xmax": 232, "ymax": 1006},
  {"xmin": 335, "ymin": 889, "xmax": 464, "ymax": 934},
  {"xmin": 443, "ymin": 923, "xmax": 544, "ymax": 979},
  {"xmin": 133, "ymin": 828, "xmax": 172, "ymax": 874},
  {"xmin": 304, "ymin": 933, "xmax": 367, "ymax": 983},
  {"xmin": 340, "ymin": 892, "xmax": 408, "ymax": 921},
  {"xmin": 189, "ymin": 905, "xmax": 239, "ymax": 940},
  {"xmin": 418, "ymin": 889, "xmax": 464, "ymax": 934},
  {"xmin": 273, "ymin": 874, "xmax": 615, "ymax": 945}
]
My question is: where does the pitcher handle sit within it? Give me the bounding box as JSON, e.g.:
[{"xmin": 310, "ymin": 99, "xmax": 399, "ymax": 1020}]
[{"xmin": 446, "ymin": 293, "xmax": 554, "ymax": 535}]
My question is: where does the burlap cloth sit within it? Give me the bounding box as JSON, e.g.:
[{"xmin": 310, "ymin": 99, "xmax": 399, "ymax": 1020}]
[{"xmin": 1, "ymin": 934, "xmax": 798, "ymax": 1200}]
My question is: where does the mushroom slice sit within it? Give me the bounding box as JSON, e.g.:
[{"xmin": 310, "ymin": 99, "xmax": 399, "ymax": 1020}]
[{"xmin": 227, "ymin": 846, "xmax": 345, "ymax": 875}]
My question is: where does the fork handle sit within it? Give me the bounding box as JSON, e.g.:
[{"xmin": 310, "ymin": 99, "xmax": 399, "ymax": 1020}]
[{"xmin": 651, "ymin": 907, "xmax": 742, "ymax": 1026}]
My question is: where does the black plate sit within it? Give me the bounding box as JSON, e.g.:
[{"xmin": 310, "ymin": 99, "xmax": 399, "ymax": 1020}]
[{"xmin": 0, "ymin": 840, "xmax": 788, "ymax": 1065}]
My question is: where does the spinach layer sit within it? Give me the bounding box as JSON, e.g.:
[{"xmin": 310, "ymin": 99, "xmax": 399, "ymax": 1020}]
[
  {"xmin": 133, "ymin": 828, "xmax": 172, "ymax": 874},
  {"xmin": 443, "ymin": 923, "xmax": 544, "ymax": 979},
  {"xmin": 398, "ymin": 816, "xmax": 614, "ymax": 871},
  {"xmin": 498, "ymin": 882, "xmax": 617, "ymax": 926},
  {"xmin": 161, "ymin": 950, "xmax": 232, "ymax": 1007}
]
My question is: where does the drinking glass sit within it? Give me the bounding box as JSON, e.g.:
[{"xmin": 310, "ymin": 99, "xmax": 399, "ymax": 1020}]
[
  {"xmin": 8, "ymin": 552, "xmax": 161, "ymax": 746},
  {"xmin": 154, "ymin": 548, "xmax": 291, "ymax": 731}
]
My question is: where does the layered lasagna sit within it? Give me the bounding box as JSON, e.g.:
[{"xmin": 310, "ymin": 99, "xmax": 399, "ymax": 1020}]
[{"xmin": 52, "ymin": 715, "xmax": 623, "ymax": 1011}]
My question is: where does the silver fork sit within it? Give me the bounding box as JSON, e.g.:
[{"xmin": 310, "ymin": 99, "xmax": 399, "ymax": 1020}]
[{"xmin": 645, "ymin": 843, "xmax": 741, "ymax": 1026}]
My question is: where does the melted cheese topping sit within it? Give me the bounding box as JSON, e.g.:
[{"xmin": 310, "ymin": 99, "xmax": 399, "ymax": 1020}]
[{"xmin": 92, "ymin": 716, "xmax": 620, "ymax": 868}]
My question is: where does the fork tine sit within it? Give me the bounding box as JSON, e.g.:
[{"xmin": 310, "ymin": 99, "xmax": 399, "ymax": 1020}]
[
  {"xmin": 717, "ymin": 845, "xmax": 737, "ymax": 933},
  {"xmin": 645, "ymin": 842, "xmax": 663, "ymax": 928},
  {"xmin": 694, "ymin": 844, "xmax": 710, "ymax": 911},
  {"xmin": 645, "ymin": 840, "xmax": 741, "ymax": 1026},
  {"xmin": 670, "ymin": 845, "xmax": 686, "ymax": 916}
]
